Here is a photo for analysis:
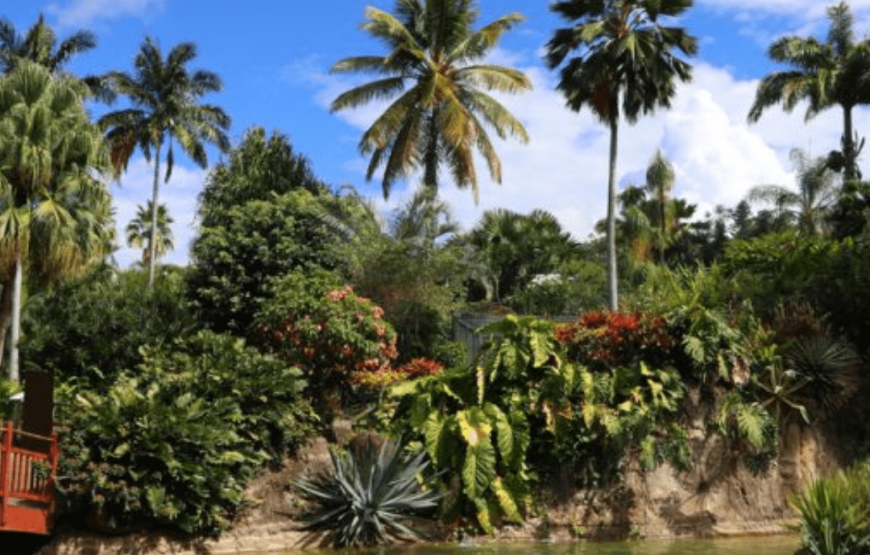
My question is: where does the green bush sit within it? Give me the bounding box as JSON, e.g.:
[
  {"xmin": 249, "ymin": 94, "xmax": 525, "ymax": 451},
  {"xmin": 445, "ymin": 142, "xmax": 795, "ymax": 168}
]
[
  {"xmin": 792, "ymin": 461, "xmax": 870, "ymax": 555},
  {"xmin": 20, "ymin": 266, "xmax": 195, "ymax": 387},
  {"xmin": 56, "ymin": 331, "xmax": 315, "ymax": 535},
  {"xmin": 256, "ymin": 268, "xmax": 398, "ymax": 417}
]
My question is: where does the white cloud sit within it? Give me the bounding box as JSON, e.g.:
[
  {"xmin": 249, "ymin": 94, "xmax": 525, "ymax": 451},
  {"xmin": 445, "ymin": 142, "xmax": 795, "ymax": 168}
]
[
  {"xmin": 111, "ymin": 157, "xmax": 204, "ymax": 268},
  {"xmin": 317, "ymin": 55, "xmax": 864, "ymax": 246},
  {"xmin": 46, "ymin": 0, "xmax": 166, "ymax": 27},
  {"xmin": 698, "ymin": 0, "xmax": 870, "ymax": 18}
]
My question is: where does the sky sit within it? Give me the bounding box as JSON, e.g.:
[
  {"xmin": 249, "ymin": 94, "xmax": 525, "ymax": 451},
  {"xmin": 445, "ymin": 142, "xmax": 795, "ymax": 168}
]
[{"xmin": 4, "ymin": 0, "xmax": 870, "ymax": 267}]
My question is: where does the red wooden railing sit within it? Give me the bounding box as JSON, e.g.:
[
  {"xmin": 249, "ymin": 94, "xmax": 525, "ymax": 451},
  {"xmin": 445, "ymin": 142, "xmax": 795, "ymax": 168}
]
[{"xmin": 0, "ymin": 421, "xmax": 58, "ymax": 535}]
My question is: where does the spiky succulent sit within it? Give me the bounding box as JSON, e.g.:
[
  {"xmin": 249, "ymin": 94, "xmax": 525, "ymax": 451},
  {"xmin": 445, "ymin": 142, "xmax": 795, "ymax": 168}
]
[{"xmin": 294, "ymin": 438, "xmax": 441, "ymax": 547}]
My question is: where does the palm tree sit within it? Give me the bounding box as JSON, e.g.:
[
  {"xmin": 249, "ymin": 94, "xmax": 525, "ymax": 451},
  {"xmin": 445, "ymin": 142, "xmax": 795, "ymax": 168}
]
[
  {"xmin": 467, "ymin": 208, "xmax": 577, "ymax": 303},
  {"xmin": 100, "ymin": 37, "xmax": 231, "ymax": 287},
  {"xmin": 545, "ymin": 0, "xmax": 697, "ymax": 310},
  {"xmin": 746, "ymin": 148, "xmax": 839, "ymax": 236},
  {"xmin": 0, "ymin": 60, "xmax": 112, "ymax": 380},
  {"xmin": 0, "ymin": 13, "xmax": 110, "ymax": 100},
  {"xmin": 748, "ymin": 2, "xmax": 870, "ymax": 182},
  {"xmin": 389, "ymin": 186, "xmax": 460, "ymax": 249},
  {"xmin": 126, "ymin": 200, "xmax": 175, "ymax": 265},
  {"xmin": 331, "ymin": 0, "xmax": 531, "ymax": 202}
]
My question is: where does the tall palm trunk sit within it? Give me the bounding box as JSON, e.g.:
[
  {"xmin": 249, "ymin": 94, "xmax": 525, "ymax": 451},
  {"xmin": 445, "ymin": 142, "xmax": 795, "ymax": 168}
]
[
  {"xmin": 8, "ymin": 254, "xmax": 22, "ymax": 382},
  {"xmin": 606, "ymin": 113, "xmax": 619, "ymax": 311},
  {"xmin": 843, "ymin": 104, "xmax": 857, "ymax": 182},
  {"xmin": 0, "ymin": 276, "xmax": 13, "ymax": 376},
  {"xmin": 147, "ymin": 138, "xmax": 162, "ymax": 287}
]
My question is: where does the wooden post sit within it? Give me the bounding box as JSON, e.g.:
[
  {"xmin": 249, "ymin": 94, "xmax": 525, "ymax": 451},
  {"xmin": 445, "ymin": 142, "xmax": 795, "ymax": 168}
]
[{"xmin": 0, "ymin": 421, "xmax": 12, "ymax": 528}]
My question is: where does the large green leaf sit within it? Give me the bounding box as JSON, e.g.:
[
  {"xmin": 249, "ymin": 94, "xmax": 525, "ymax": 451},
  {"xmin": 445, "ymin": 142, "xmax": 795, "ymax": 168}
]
[
  {"xmin": 462, "ymin": 434, "xmax": 496, "ymax": 500},
  {"xmin": 483, "ymin": 402, "xmax": 513, "ymax": 463}
]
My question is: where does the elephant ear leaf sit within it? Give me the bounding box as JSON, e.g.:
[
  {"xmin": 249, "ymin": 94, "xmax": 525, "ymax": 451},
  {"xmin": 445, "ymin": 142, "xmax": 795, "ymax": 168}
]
[
  {"xmin": 530, "ymin": 329, "xmax": 553, "ymax": 368},
  {"xmin": 483, "ymin": 402, "xmax": 513, "ymax": 463},
  {"xmin": 423, "ymin": 411, "xmax": 451, "ymax": 466},
  {"xmin": 491, "ymin": 476, "xmax": 523, "ymax": 523},
  {"xmin": 457, "ymin": 407, "xmax": 492, "ymax": 447},
  {"xmin": 472, "ymin": 497, "xmax": 495, "ymax": 535},
  {"xmin": 461, "ymin": 436, "xmax": 496, "ymax": 502}
]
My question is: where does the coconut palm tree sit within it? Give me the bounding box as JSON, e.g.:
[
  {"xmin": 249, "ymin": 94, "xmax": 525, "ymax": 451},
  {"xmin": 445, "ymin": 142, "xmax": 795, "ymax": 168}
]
[
  {"xmin": 545, "ymin": 0, "xmax": 697, "ymax": 311},
  {"xmin": 0, "ymin": 13, "xmax": 111, "ymax": 101},
  {"xmin": 0, "ymin": 60, "xmax": 112, "ymax": 380},
  {"xmin": 748, "ymin": 2, "xmax": 870, "ymax": 182},
  {"xmin": 746, "ymin": 148, "xmax": 839, "ymax": 236},
  {"xmin": 331, "ymin": 0, "xmax": 532, "ymax": 202},
  {"xmin": 100, "ymin": 37, "xmax": 230, "ymax": 287},
  {"xmin": 126, "ymin": 200, "xmax": 175, "ymax": 265}
]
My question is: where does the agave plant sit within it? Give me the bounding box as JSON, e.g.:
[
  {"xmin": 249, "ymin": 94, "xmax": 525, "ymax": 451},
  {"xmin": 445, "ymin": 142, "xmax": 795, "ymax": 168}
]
[{"xmin": 294, "ymin": 438, "xmax": 441, "ymax": 547}]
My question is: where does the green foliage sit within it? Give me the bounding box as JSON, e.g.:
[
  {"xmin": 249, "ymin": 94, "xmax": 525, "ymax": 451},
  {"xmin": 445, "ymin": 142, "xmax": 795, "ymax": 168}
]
[
  {"xmin": 197, "ymin": 127, "xmax": 329, "ymax": 228},
  {"xmin": 630, "ymin": 264, "xmax": 752, "ymax": 384},
  {"xmin": 792, "ymin": 460, "xmax": 870, "ymax": 555},
  {"xmin": 188, "ymin": 189, "xmax": 356, "ymax": 335},
  {"xmin": 716, "ymin": 391, "xmax": 778, "ymax": 468},
  {"xmin": 56, "ymin": 331, "xmax": 315, "ymax": 535},
  {"xmin": 255, "ymin": 268, "xmax": 398, "ymax": 416},
  {"xmin": 20, "ymin": 266, "xmax": 195, "ymax": 387},
  {"xmin": 392, "ymin": 315, "xmax": 563, "ymax": 533},
  {"xmin": 0, "ymin": 378, "xmax": 21, "ymax": 421},
  {"xmin": 505, "ymin": 258, "xmax": 606, "ymax": 316},
  {"xmin": 463, "ymin": 209, "xmax": 581, "ymax": 304},
  {"xmin": 354, "ymin": 237, "xmax": 466, "ymax": 362},
  {"xmin": 294, "ymin": 438, "xmax": 441, "ymax": 547}
]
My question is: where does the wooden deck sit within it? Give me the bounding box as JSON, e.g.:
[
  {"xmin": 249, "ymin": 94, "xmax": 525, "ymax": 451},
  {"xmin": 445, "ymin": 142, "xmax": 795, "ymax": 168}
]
[{"xmin": 0, "ymin": 421, "xmax": 58, "ymax": 535}]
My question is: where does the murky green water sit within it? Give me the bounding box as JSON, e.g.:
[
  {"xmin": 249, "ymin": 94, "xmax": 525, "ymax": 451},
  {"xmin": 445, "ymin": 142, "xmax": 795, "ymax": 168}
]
[{"xmin": 257, "ymin": 535, "xmax": 801, "ymax": 555}]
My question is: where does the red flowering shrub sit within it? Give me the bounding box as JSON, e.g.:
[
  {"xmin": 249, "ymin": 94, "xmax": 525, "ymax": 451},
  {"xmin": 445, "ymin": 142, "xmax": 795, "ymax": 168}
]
[
  {"xmin": 256, "ymin": 270, "xmax": 399, "ymax": 413},
  {"xmin": 349, "ymin": 357, "xmax": 444, "ymax": 389},
  {"xmin": 556, "ymin": 311, "xmax": 675, "ymax": 370}
]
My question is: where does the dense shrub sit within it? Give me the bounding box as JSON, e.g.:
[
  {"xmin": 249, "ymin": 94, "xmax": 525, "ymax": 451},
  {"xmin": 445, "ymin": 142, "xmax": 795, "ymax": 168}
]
[
  {"xmin": 56, "ymin": 331, "xmax": 315, "ymax": 535},
  {"xmin": 555, "ymin": 310, "xmax": 676, "ymax": 370},
  {"xmin": 392, "ymin": 315, "xmax": 687, "ymax": 533},
  {"xmin": 20, "ymin": 266, "xmax": 195, "ymax": 387},
  {"xmin": 256, "ymin": 269, "xmax": 399, "ymax": 416},
  {"xmin": 188, "ymin": 189, "xmax": 356, "ymax": 335}
]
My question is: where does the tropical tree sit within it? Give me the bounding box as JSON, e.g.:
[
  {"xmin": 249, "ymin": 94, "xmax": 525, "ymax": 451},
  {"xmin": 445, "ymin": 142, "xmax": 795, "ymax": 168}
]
[
  {"xmin": 0, "ymin": 60, "xmax": 112, "ymax": 380},
  {"xmin": 331, "ymin": 0, "xmax": 532, "ymax": 202},
  {"xmin": 0, "ymin": 13, "xmax": 110, "ymax": 100},
  {"xmin": 465, "ymin": 208, "xmax": 579, "ymax": 304},
  {"xmin": 100, "ymin": 37, "xmax": 230, "ymax": 287},
  {"xmin": 545, "ymin": 0, "xmax": 697, "ymax": 310},
  {"xmin": 389, "ymin": 186, "xmax": 460, "ymax": 249},
  {"xmin": 126, "ymin": 200, "xmax": 175, "ymax": 265},
  {"xmin": 746, "ymin": 148, "xmax": 840, "ymax": 236},
  {"xmin": 748, "ymin": 2, "xmax": 870, "ymax": 182}
]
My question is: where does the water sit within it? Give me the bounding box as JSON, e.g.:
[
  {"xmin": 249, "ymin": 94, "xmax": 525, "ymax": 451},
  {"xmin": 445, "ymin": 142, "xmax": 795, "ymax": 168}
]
[{"xmin": 257, "ymin": 535, "xmax": 801, "ymax": 555}]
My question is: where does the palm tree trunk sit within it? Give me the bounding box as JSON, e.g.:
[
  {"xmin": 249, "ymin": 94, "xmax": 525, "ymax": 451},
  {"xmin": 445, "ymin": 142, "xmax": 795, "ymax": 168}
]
[
  {"xmin": 606, "ymin": 114, "xmax": 619, "ymax": 311},
  {"xmin": 8, "ymin": 255, "xmax": 22, "ymax": 382},
  {"xmin": 0, "ymin": 276, "xmax": 14, "ymax": 375},
  {"xmin": 147, "ymin": 139, "xmax": 162, "ymax": 288},
  {"xmin": 843, "ymin": 105, "xmax": 857, "ymax": 182}
]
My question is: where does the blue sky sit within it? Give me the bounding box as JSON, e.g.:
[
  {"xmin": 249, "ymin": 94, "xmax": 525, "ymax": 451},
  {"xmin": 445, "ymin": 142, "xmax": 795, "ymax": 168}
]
[{"xmin": 4, "ymin": 0, "xmax": 870, "ymax": 266}]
